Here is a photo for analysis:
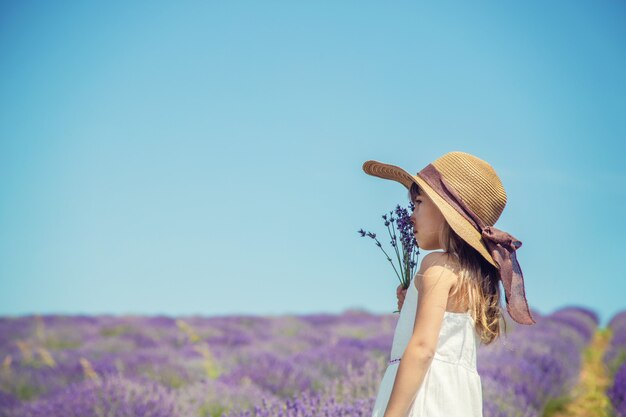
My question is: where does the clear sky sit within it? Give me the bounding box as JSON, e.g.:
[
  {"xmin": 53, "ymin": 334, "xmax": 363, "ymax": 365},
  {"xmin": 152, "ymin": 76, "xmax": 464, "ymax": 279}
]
[{"xmin": 1, "ymin": 1, "xmax": 624, "ymax": 327}]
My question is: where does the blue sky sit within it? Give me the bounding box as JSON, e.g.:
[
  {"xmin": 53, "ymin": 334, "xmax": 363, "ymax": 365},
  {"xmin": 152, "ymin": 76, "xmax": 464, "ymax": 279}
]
[{"xmin": 1, "ymin": 1, "xmax": 624, "ymax": 327}]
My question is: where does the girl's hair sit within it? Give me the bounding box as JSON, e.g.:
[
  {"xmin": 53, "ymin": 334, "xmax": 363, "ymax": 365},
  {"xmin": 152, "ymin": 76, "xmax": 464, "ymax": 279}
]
[{"xmin": 408, "ymin": 182, "xmax": 508, "ymax": 345}]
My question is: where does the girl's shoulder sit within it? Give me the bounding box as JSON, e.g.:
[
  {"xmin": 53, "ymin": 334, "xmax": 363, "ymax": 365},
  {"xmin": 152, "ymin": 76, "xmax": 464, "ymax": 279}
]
[
  {"xmin": 416, "ymin": 252, "xmax": 468, "ymax": 313},
  {"xmin": 414, "ymin": 252, "xmax": 460, "ymax": 287},
  {"xmin": 420, "ymin": 251, "xmax": 460, "ymax": 271}
]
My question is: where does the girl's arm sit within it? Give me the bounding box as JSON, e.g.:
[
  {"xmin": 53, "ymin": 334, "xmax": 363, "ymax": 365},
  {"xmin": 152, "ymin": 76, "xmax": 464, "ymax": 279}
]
[{"xmin": 383, "ymin": 253, "xmax": 456, "ymax": 417}]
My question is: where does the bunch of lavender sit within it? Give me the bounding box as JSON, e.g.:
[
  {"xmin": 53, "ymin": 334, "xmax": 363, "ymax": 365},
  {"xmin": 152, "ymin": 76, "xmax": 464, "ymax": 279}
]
[{"xmin": 358, "ymin": 203, "xmax": 420, "ymax": 312}]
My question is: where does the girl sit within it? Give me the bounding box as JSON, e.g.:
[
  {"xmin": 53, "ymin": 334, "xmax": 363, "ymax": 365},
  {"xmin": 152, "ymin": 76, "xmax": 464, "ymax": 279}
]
[{"xmin": 362, "ymin": 151, "xmax": 536, "ymax": 417}]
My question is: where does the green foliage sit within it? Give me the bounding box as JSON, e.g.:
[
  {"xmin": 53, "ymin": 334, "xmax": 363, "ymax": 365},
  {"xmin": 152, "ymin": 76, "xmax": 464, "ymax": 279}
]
[
  {"xmin": 138, "ymin": 365, "xmax": 188, "ymax": 389},
  {"xmin": 4, "ymin": 380, "xmax": 46, "ymax": 401},
  {"xmin": 540, "ymin": 395, "xmax": 573, "ymax": 417},
  {"xmin": 44, "ymin": 336, "xmax": 82, "ymax": 350},
  {"xmin": 199, "ymin": 402, "xmax": 229, "ymax": 417},
  {"xmin": 100, "ymin": 324, "xmax": 135, "ymax": 338},
  {"xmin": 607, "ymin": 347, "xmax": 626, "ymax": 377}
]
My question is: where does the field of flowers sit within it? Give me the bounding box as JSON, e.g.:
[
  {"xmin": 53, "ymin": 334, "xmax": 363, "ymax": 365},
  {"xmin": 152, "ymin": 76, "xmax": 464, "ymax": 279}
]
[
  {"xmin": 606, "ymin": 311, "xmax": 626, "ymax": 417},
  {"xmin": 0, "ymin": 307, "xmax": 624, "ymax": 417}
]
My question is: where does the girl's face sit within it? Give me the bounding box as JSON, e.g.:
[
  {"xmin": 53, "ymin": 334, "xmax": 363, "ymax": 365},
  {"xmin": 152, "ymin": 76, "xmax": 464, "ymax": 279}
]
[{"xmin": 410, "ymin": 188, "xmax": 447, "ymax": 251}]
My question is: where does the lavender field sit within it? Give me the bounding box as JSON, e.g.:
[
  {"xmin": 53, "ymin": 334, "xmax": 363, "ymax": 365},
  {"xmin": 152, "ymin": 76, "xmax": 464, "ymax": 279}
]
[{"xmin": 1, "ymin": 307, "xmax": 625, "ymax": 417}]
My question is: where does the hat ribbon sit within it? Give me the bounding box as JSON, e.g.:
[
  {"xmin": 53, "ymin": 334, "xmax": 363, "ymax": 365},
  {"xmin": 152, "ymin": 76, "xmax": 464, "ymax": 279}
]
[{"xmin": 416, "ymin": 164, "xmax": 536, "ymax": 325}]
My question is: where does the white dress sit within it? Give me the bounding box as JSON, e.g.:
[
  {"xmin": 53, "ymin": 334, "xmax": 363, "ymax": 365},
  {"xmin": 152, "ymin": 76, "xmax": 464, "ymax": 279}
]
[{"xmin": 370, "ymin": 276, "xmax": 483, "ymax": 417}]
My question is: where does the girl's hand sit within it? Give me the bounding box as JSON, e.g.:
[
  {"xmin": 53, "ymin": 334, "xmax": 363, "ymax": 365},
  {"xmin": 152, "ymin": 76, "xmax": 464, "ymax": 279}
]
[{"xmin": 396, "ymin": 284, "xmax": 408, "ymax": 312}]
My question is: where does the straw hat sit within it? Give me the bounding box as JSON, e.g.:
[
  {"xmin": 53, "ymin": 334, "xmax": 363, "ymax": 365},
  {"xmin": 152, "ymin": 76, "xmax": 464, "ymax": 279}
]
[{"xmin": 362, "ymin": 151, "xmax": 535, "ymax": 325}]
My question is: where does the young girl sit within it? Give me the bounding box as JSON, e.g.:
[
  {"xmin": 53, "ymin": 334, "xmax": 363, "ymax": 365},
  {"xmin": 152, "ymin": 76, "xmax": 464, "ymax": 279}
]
[{"xmin": 362, "ymin": 151, "xmax": 536, "ymax": 417}]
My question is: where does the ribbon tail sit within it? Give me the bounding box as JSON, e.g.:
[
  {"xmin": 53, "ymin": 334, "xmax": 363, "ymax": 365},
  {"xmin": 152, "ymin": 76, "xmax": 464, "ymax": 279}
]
[
  {"xmin": 505, "ymin": 253, "xmax": 536, "ymax": 325},
  {"xmin": 495, "ymin": 249, "xmax": 536, "ymax": 325},
  {"xmin": 483, "ymin": 228, "xmax": 536, "ymax": 325}
]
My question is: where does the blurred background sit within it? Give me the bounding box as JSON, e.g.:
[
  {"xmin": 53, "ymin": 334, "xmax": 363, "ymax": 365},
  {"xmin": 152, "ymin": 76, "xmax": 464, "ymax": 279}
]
[{"xmin": 1, "ymin": 1, "xmax": 624, "ymax": 327}]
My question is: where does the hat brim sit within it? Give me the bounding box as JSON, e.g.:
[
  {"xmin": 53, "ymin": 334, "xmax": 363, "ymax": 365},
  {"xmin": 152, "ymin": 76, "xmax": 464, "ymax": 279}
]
[{"xmin": 362, "ymin": 160, "xmax": 498, "ymax": 269}]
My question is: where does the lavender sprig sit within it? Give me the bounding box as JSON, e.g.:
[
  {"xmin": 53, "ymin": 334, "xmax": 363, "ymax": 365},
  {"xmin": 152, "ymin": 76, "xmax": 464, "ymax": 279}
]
[{"xmin": 358, "ymin": 202, "xmax": 420, "ymax": 313}]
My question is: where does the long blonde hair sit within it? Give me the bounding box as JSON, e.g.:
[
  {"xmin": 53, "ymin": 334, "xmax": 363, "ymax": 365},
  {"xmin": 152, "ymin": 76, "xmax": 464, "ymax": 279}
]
[{"xmin": 409, "ymin": 182, "xmax": 508, "ymax": 345}]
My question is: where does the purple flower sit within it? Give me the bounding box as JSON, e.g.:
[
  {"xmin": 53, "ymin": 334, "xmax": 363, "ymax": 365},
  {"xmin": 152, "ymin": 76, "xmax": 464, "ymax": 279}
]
[{"xmin": 358, "ymin": 203, "xmax": 420, "ymax": 313}]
